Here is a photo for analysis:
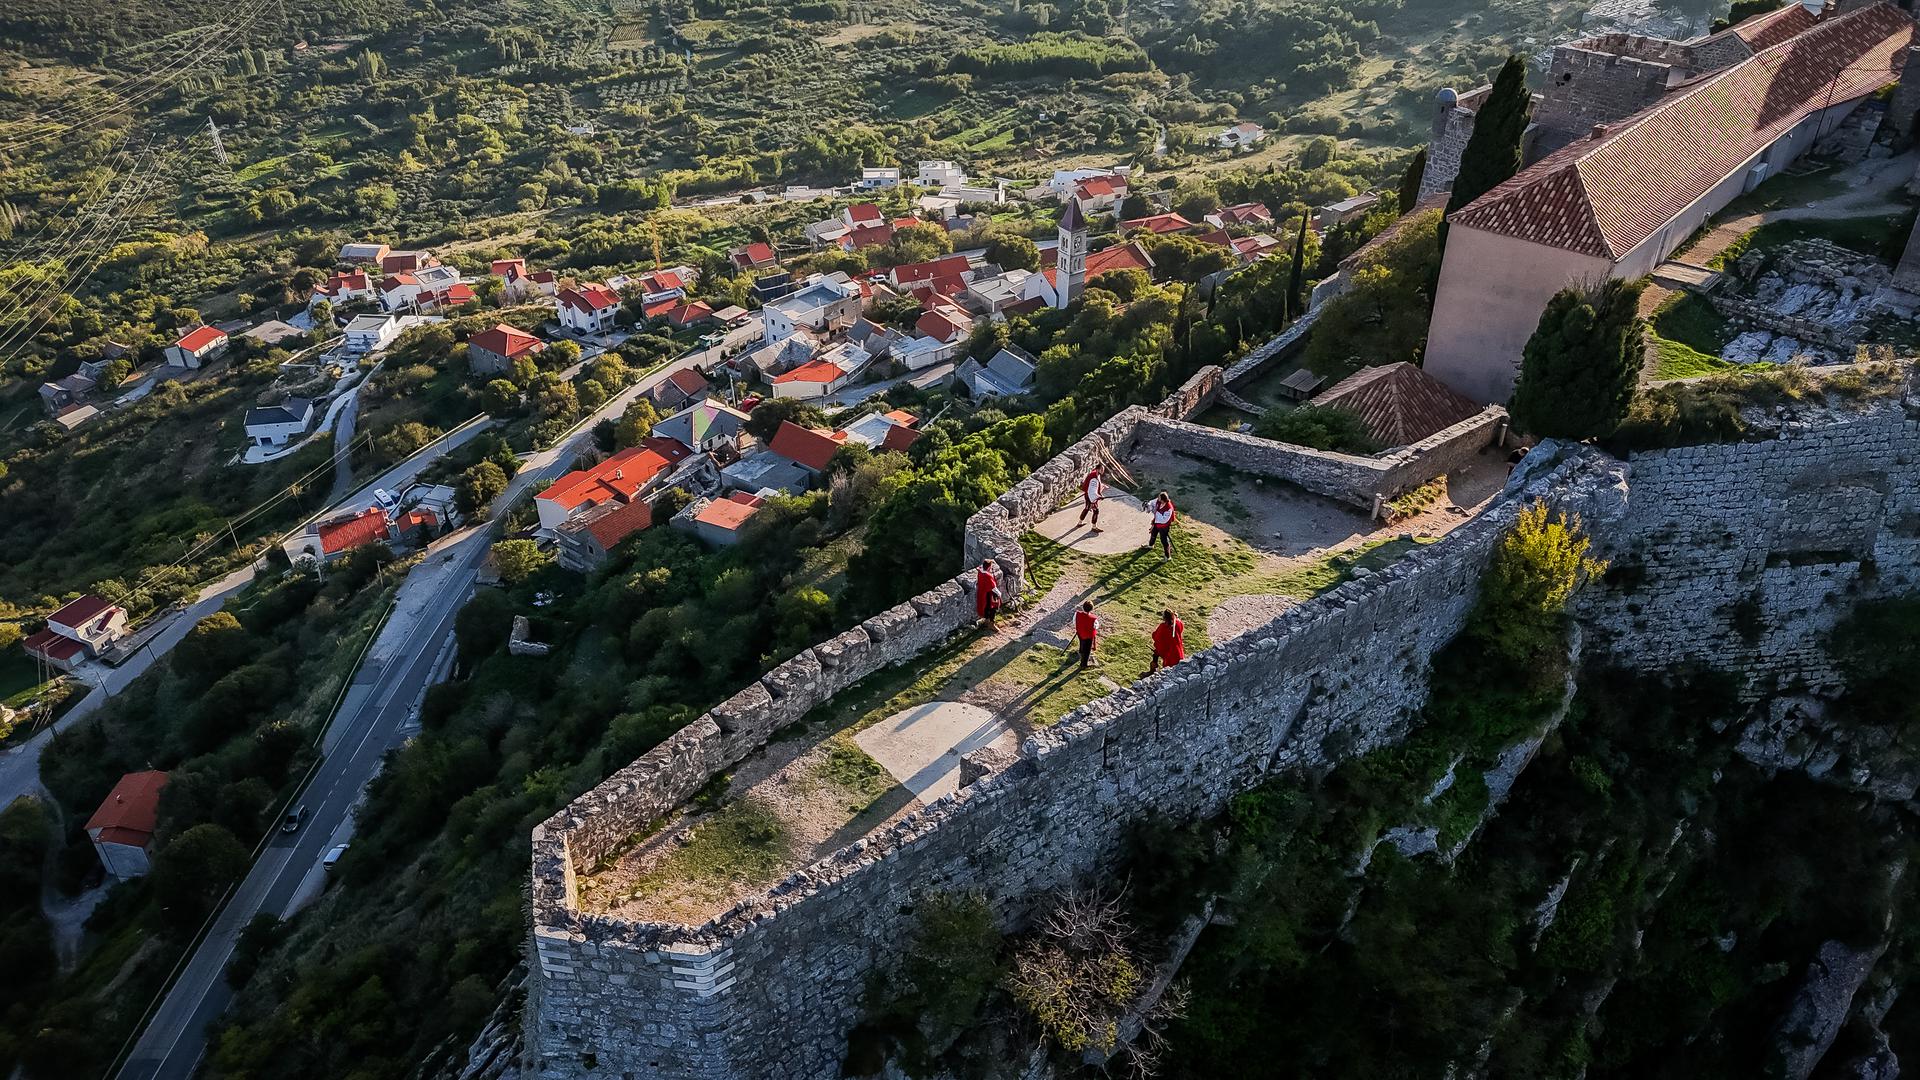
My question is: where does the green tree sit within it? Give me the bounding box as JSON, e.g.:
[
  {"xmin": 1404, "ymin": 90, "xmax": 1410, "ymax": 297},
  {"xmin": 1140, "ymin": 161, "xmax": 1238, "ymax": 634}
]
[
  {"xmin": 0, "ymin": 622, "xmax": 20, "ymax": 652},
  {"xmin": 744, "ymin": 397, "xmax": 826, "ymax": 442},
  {"xmin": 1301, "ymin": 209, "xmax": 1441, "ymax": 372},
  {"xmin": 153, "ymin": 823, "xmax": 249, "ymax": 923},
  {"xmin": 545, "ymin": 339, "xmax": 582, "ymax": 369},
  {"xmin": 985, "ymin": 234, "xmax": 1040, "ymax": 272},
  {"xmin": 1398, "ymin": 147, "xmax": 1427, "ymax": 214},
  {"xmin": 1469, "ymin": 502, "xmax": 1606, "ymax": 666},
  {"xmin": 455, "ymin": 460, "xmax": 509, "ymax": 516},
  {"xmin": 1509, "ymin": 277, "xmax": 1646, "ymax": 439},
  {"xmin": 454, "ymin": 588, "xmax": 515, "ymax": 661},
  {"xmin": 482, "ymin": 378, "xmax": 524, "ymax": 414},
  {"xmin": 1286, "ymin": 214, "xmax": 1310, "ymax": 319},
  {"xmin": 172, "ymin": 611, "xmax": 255, "ymax": 688},
  {"xmin": 614, "ymin": 399, "xmax": 663, "ymax": 449},
  {"xmin": 1445, "ymin": 56, "xmax": 1531, "ymax": 216},
  {"xmin": 491, "ymin": 539, "xmax": 552, "ymax": 584},
  {"xmin": 373, "ymin": 421, "xmax": 436, "ymax": 464},
  {"xmin": 1254, "ymin": 404, "xmax": 1376, "ymax": 453}
]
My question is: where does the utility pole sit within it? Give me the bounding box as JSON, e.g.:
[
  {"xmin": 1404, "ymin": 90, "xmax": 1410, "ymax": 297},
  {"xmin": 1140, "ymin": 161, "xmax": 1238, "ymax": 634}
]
[{"xmin": 207, "ymin": 117, "xmax": 236, "ymax": 182}]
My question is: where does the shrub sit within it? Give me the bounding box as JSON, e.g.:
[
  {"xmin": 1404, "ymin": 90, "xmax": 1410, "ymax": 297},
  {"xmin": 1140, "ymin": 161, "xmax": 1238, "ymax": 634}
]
[
  {"xmin": 1253, "ymin": 404, "xmax": 1377, "ymax": 453},
  {"xmin": 1468, "ymin": 502, "xmax": 1606, "ymax": 667}
]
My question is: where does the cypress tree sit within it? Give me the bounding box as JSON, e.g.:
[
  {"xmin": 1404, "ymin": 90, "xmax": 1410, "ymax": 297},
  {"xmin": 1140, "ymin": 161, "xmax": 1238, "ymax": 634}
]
[
  {"xmin": 1398, "ymin": 147, "xmax": 1427, "ymax": 214},
  {"xmin": 1285, "ymin": 214, "xmax": 1309, "ymax": 319},
  {"xmin": 1446, "ymin": 56, "xmax": 1531, "ymax": 214},
  {"xmin": 1508, "ymin": 277, "xmax": 1648, "ymax": 439}
]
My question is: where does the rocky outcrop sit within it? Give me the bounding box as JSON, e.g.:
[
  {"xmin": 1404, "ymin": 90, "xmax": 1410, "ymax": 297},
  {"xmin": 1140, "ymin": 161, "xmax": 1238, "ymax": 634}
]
[
  {"xmin": 1772, "ymin": 939, "xmax": 1892, "ymax": 1080},
  {"xmin": 1738, "ymin": 696, "xmax": 1920, "ymax": 802}
]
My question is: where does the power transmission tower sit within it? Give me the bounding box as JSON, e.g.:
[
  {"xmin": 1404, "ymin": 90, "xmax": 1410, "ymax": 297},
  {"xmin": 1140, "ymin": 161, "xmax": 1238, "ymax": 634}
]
[{"xmin": 207, "ymin": 116, "xmax": 235, "ymax": 181}]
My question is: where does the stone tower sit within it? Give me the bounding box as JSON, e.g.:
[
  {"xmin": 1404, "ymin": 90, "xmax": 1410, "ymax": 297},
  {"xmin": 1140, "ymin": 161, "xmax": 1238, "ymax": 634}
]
[{"xmin": 1054, "ymin": 196, "xmax": 1087, "ymax": 309}]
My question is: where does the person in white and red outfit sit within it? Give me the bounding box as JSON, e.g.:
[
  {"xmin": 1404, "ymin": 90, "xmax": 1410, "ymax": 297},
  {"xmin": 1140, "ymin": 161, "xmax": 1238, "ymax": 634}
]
[
  {"xmin": 1077, "ymin": 466, "xmax": 1106, "ymax": 532},
  {"xmin": 1146, "ymin": 490, "xmax": 1176, "ymax": 561}
]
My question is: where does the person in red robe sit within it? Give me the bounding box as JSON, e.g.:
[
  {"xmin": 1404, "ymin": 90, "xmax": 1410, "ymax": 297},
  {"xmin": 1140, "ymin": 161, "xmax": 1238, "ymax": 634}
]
[
  {"xmin": 975, "ymin": 559, "xmax": 1001, "ymax": 631},
  {"xmin": 1149, "ymin": 608, "xmax": 1185, "ymax": 673}
]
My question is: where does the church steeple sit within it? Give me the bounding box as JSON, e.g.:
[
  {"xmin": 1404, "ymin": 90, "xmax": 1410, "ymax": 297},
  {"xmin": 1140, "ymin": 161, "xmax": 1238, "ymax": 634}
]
[{"xmin": 1054, "ymin": 197, "xmax": 1087, "ymax": 309}]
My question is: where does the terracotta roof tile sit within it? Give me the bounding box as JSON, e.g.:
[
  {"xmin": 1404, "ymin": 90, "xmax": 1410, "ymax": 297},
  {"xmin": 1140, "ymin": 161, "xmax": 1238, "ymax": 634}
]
[
  {"xmin": 1452, "ymin": 4, "xmax": 1913, "ymax": 260},
  {"xmin": 85, "ymin": 771, "xmax": 169, "ymax": 843},
  {"xmin": 1309, "ymin": 362, "xmax": 1484, "ymax": 448}
]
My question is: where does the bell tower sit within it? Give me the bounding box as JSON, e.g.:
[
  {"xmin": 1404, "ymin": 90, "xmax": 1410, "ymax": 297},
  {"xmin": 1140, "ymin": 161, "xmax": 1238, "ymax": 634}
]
[{"xmin": 1054, "ymin": 197, "xmax": 1087, "ymax": 309}]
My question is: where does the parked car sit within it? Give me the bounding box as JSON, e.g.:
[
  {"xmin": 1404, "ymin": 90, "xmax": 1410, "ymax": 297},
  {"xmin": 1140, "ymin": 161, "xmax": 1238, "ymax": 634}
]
[
  {"xmin": 281, "ymin": 805, "xmax": 307, "ymax": 833},
  {"xmin": 323, "ymin": 844, "xmax": 349, "ymax": 872}
]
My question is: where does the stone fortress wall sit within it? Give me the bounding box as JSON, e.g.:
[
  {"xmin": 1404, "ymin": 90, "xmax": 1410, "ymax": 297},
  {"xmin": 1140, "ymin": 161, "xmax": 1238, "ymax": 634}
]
[{"xmin": 527, "ymin": 364, "xmax": 1920, "ymax": 1080}]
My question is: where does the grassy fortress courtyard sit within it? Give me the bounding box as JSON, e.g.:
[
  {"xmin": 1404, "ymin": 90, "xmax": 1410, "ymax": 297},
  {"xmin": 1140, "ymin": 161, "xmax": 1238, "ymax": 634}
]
[{"xmin": 576, "ymin": 440, "xmax": 1511, "ymax": 924}]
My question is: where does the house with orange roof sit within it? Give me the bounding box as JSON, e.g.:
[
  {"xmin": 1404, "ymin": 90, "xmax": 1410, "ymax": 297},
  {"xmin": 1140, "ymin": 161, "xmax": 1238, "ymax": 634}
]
[
  {"xmin": 469, "ymin": 323, "xmax": 545, "ymax": 376},
  {"xmin": 730, "ymin": 242, "xmax": 780, "ymax": 271},
  {"xmin": 316, "ymin": 506, "xmax": 393, "ymax": 561},
  {"xmin": 1120, "ymin": 212, "xmax": 1197, "ymax": 236},
  {"xmin": 1021, "ymin": 240, "xmax": 1156, "ymax": 308},
  {"xmin": 887, "ymin": 255, "xmax": 973, "ymax": 292},
  {"xmin": 679, "ymin": 491, "xmax": 766, "ymax": 548},
  {"xmin": 768, "ymin": 341, "xmax": 870, "ymax": 400},
  {"xmin": 87, "ymin": 771, "xmax": 169, "ymax": 879},
  {"xmin": 309, "ymin": 270, "xmax": 374, "ymax": 309},
  {"xmin": 535, "ymin": 440, "xmax": 690, "ymax": 531},
  {"xmin": 1072, "ymin": 174, "xmax": 1125, "ymax": 214},
  {"xmin": 766, "ymin": 421, "xmax": 848, "ymax": 473},
  {"xmin": 651, "ymin": 366, "xmax": 712, "ymax": 412},
  {"xmin": 558, "ymin": 283, "xmax": 624, "ymax": 335},
  {"xmin": 555, "ymin": 499, "xmax": 655, "ymax": 572},
  {"xmin": 166, "ymin": 325, "xmax": 228, "ymax": 369},
  {"xmin": 1424, "ymin": 1, "xmax": 1912, "ymax": 403},
  {"xmin": 380, "ymin": 250, "xmax": 440, "ymax": 275},
  {"xmin": 1205, "ymin": 202, "xmax": 1275, "ymax": 229},
  {"xmin": 914, "ymin": 305, "xmax": 973, "ymax": 346}
]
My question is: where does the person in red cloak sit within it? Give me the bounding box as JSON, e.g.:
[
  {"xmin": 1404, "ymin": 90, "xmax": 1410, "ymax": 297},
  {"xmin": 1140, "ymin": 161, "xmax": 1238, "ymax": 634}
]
[
  {"xmin": 975, "ymin": 559, "xmax": 1002, "ymax": 631},
  {"xmin": 1148, "ymin": 607, "xmax": 1185, "ymax": 674}
]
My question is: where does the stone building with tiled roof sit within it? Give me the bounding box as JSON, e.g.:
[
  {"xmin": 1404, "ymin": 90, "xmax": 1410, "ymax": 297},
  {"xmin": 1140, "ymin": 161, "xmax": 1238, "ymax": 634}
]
[
  {"xmin": 1424, "ymin": 2, "xmax": 1913, "ymax": 404},
  {"xmin": 1309, "ymin": 362, "xmax": 1483, "ymax": 449}
]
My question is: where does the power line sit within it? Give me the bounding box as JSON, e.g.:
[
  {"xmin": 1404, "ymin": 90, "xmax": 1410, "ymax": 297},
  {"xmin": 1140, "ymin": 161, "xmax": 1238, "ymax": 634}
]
[{"xmin": 0, "ymin": 129, "xmax": 141, "ymax": 265}]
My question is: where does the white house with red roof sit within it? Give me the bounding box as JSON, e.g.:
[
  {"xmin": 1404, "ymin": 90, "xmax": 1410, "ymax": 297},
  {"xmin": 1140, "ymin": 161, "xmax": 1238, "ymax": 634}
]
[
  {"xmin": 842, "ymin": 203, "xmax": 885, "ymax": 230},
  {"xmin": 469, "ymin": 323, "xmax": 545, "ymax": 375},
  {"xmin": 535, "ymin": 440, "xmax": 690, "ymax": 532},
  {"xmin": 762, "ymin": 274, "xmax": 862, "ymax": 343},
  {"xmin": 887, "ymin": 255, "xmax": 974, "ymax": 292},
  {"xmin": 1424, "ymin": 2, "xmax": 1912, "ymax": 403},
  {"xmin": 1119, "ymin": 212, "xmax": 1197, "ymax": 236},
  {"xmin": 491, "ymin": 258, "xmax": 530, "ymax": 299},
  {"xmin": 21, "ymin": 593, "xmax": 129, "ymax": 673},
  {"xmin": 86, "ymin": 771, "xmax": 169, "ymax": 879},
  {"xmin": 1071, "ymin": 174, "xmax": 1125, "ymax": 214},
  {"xmin": 529, "ymin": 269, "xmax": 560, "ymax": 297},
  {"xmin": 558, "ymin": 283, "xmax": 623, "ymax": 335},
  {"xmin": 309, "ymin": 270, "xmax": 374, "ymax": 309},
  {"xmin": 166, "ymin": 325, "xmax": 228, "ymax": 369}
]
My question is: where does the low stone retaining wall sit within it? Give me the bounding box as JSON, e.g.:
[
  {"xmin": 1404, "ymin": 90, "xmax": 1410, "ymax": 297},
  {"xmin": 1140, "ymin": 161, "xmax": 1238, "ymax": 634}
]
[
  {"xmin": 1222, "ymin": 304, "xmax": 1322, "ymax": 388},
  {"xmin": 1132, "ymin": 405, "xmax": 1508, "ymax": 512}
]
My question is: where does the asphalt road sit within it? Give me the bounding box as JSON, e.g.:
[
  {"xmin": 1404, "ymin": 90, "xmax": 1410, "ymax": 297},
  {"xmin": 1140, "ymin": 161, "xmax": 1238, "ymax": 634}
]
[
  {"xmin": 111, "ymin": 326, "xmax": 748, "ymax": 1080},
  {"xmin": 117, "ymin": 529, "xmax": 486, "ymax": 1080}
]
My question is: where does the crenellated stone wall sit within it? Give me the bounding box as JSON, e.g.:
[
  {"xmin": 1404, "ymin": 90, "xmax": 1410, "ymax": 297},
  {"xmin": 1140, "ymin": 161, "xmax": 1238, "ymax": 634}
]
[{"xmin": 527, "ymin": 365, "xmax": 1920, "ymax": 1080}]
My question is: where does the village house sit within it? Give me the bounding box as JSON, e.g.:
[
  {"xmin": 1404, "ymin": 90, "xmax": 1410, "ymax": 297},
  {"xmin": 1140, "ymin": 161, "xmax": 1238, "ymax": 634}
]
[
  {"xmin": 960, "ymin": 269, "xmax": 1036, "ymax": 316},
  {"xmin": 1425, "ymin": 2, "xmax": 1913, "ymax": 403},
  {"xmin": 86, "ymin": 771, "xmax": 169, "ymax": 879},
  {"xmin": 678, "ymin": 491, "xmax": 766, "ymax": 548},
  {"xmin": 343, "ymin": 313, "xmax": 402, "ymax": 355},
  {"xmin": 535, "ymin": 440, "xmax": 690, "ymax": 532},
  {"xmin": 838, "ymin": 408, "xmax": 921, "ymax": 451},
  {"xmin": 393, "ymin": 507, "xmax": 439, "ymax": 548},
  {"xmin": 1314, "ymin": 193, "xmax": 1382, "ymax": 231},
  {"xmin": 1309, "ymin": 362, "xmax": 1483, "ymax": 448},
  {"xmin": 21, "ymin": 593, "xmax": 129, "ymax": 673},
  {"xmin": 166, "ymin": 325, "xmax": 228, "ymax": 369},
  {"xmin": 555, "ymin": 500, "xmax": 655, "ymax": 573},
  {"xmin": 753, "ymin": 270, "xmax": 797, "ymax": 305},
  {"xmin": 243, "ymin": 397, "xmax": 314, "ymax": 447},
  {"xmin": 917, "ymin": 160, "xmax": 968, "ymax": 188},
  {"xmin": 761, "ymin": 274, "xmax": 862, "ymax": 343},
  {"xmin": 728, "ymin": 242, "xmax": 779, "ymax": 272},
  {"xmin": 913, "ymin": 304, "xmax": 973, "ymax": 346},
  {"xmin": 769, "ymin": 341, "xmax": 871, "ymax": 400},
  {"xmin": 339, "ymin": 242, "xmax": 390, "ymax": 267},
  {"xmin": 738, "ymin": 330, "xmax": 820, "ymax": 382},
  {"xmin": 1216, "ymin": 121, "xmax": 1267, "ymax": 150},
  {"xmin": 764, "ymin": 420, "xmax": 847, "ymax": 480},
  {"xmin": 557, "ymin": 283, "xmax": 624, "ymax": 336},
  {"xmin": 491, "ymin": 258, "xmax": 530, "ymax": 300},
  {"xmin": 857, "ymin": 167, "xmax": 902, "ymax": 190},
  {"xmin": 315, "ymin": 506, "xmax": 392, "ymax": 561},
  {"xmin": 652, "ymin": 399, "xmax": 750, "ymax": 455},
  {"xmin": 310, "ymin": 270, "xmax": 374, "ymax": 309},
  {"xmin": 650, "ymin": 367, "xmax": 712, "ymax": 412},
  {"xmin": 1120, "ymin": 212, "xmax": 1198, "ymax": 236},
  {"xmin": 39, "ymin": 372, "xmax": 95, "ymax": 416},
  {"xmin": 659, "ymin": 299, "xmax": 716, "ymax": 331},
  {"xmin": 468, "ymin": 323, "xmax": 545, "ymax": 375},
  {"xmin": 1206, "ymin": 202, "xmax": 1275, "ymax": 229},
  {"xmin": 1071, "ymin": 174, "xmax": 1125, "ymax": 215},
  {"xmin": 380, "ymin": 250, "xmax": 440, "ymax": 275},
  {"xmin": 529, "ymin": 269, "xmax": 560, "ymax": 297},
  {"xmin": 380, "ymin": 264, "xmax": 462, "ymax": 312},
  {"xmin": 1199, "ymin": 230, "xmax": 1286, "ymax": 264},
  {"xmin": 887, "ymin": 254, "xmax": 974, "ymax": 293},
  {"xmin": 952, "ymin": 344, "xmax": 1038, "ymax": 398}
]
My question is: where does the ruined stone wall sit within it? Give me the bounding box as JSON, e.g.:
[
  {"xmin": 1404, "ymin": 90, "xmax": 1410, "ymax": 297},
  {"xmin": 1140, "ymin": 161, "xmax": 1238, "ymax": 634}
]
[
  {"xmin": 529, "ymin": 367, "xmax": 1920, "ymax": 1080},
  {"xmin": 528, "ymin": 444, "xmax": 1627, "ymax": 1080},
  {"xmin": 1418, "ymin": 86, "xmax": 1487, "ymax": 203},
  {"xmin": 1131, "ymin": 406, "xmax": 1508, "ymax": 511},
  {"xmin": 1581, "ymin": 393, "xmax": 1920, "ymax": 695}
]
